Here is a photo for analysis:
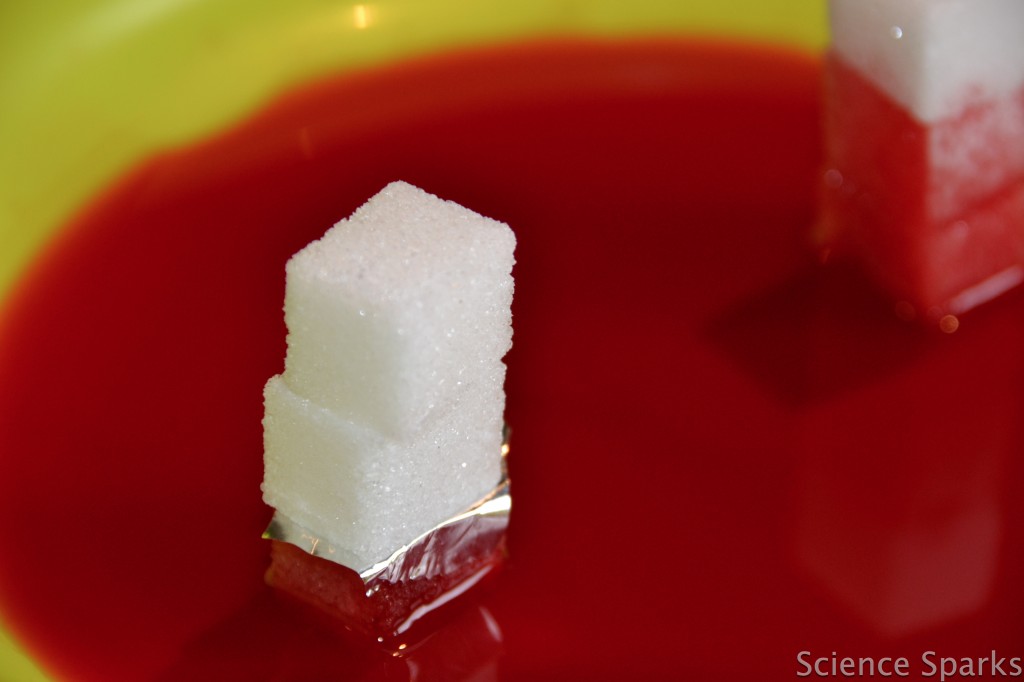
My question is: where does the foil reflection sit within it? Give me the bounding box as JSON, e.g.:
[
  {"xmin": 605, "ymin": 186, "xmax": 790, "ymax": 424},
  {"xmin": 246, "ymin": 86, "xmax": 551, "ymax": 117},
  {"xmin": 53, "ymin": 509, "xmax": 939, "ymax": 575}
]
[
  {"xmin": 382, "ymin": 606, "xmax": 503, "ymax": 682},
  {"xmin": 157, "ymin": 592, "xmax": 503, "ymax": 682}
]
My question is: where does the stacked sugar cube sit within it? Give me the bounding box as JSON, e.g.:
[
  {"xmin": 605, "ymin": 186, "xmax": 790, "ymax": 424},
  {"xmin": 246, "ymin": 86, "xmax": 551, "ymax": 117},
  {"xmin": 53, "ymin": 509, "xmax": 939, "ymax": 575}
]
[
  {"xmin": 262, "ymin": 181, "xmax": 515, "ymax": 572},
  {"xmin": 819, "ymin": 0, "xmax": 1024, "ymax": 317}
]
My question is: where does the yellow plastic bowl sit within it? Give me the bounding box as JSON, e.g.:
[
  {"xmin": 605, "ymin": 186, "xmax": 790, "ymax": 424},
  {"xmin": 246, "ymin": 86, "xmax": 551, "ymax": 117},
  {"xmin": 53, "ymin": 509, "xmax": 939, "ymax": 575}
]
[{"xmin": 0, "ymin": 1, "xmax": 825, "ymax": 677}]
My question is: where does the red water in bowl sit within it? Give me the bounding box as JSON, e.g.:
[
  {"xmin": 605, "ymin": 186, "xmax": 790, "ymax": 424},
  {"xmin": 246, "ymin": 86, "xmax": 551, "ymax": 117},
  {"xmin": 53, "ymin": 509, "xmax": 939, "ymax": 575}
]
[{"xmin": 1, "ymin": 40, "xmax": 1022, "ymax": 681}]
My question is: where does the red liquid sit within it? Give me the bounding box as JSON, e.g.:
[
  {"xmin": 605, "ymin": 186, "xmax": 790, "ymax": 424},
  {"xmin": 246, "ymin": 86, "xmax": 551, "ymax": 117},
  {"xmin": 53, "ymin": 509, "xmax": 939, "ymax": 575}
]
[{"xmin": 1, "ymin": 40, "xmax": 1023, "ymax": 681}]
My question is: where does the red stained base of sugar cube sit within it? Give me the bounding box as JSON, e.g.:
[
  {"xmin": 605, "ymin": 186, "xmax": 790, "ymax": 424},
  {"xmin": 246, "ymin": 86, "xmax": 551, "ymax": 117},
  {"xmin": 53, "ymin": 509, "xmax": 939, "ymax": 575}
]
[
  {"xmin": 266, "ymin": 538, "xmax": 506, "ymax": 645},
  {"xmin": 819, "ymin": 54, "xmax": 1024, "ymax": 316}
]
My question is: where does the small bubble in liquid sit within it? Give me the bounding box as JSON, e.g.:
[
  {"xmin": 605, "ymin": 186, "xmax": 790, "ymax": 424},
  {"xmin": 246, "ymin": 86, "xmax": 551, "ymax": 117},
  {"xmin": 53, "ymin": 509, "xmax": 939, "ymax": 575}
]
[
  {"xmin": 939, "ymin": 315, "xmax": 959, "ymax": 334},
  {"xmin": 890, "ymin": 25, "xmax": 903, "ymax": 39}
]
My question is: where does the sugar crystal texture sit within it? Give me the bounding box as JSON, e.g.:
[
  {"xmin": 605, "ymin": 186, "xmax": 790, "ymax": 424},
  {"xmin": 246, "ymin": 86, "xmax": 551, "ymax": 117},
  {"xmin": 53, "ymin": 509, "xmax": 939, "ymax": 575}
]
[
  {"xmin": 263, "ymin": 375, "xmax": 505, "ymax": 571},
  {"xmin": 282, "ymin": 181, "xmax": 514, "ymax": 437},
  {"xmin": 262, "ymin": 181, "xmax": 515, "ymax": 571}
]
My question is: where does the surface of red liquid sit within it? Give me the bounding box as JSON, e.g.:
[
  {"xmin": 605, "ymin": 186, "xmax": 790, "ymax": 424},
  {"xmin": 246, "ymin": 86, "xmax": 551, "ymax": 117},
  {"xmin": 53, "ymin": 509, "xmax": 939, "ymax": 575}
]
[{"xmin": 1, "ymin": 40, "xmax": 1023, "ymax": 682}]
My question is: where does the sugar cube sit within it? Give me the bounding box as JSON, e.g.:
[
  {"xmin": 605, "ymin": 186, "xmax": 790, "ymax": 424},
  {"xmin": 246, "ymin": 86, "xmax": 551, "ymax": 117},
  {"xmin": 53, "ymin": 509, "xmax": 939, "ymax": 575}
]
[
  {"xmin": 262, "ymin": 374, "xmax": 505, "ymax": 571},
  {"xmin": 829, "ymin": 0, "xmax": 1024, "ymax": 125},
  {"xmin": 281, "ymin": 181, "xmax": 514, "ymax": 437},
  {"xmin": 261, "ymin": 181, "xmax": 515, "ymax": 573},
  {"xmin": 820, "ymin": 0, "xmax": 1024, "ymax": 317}
]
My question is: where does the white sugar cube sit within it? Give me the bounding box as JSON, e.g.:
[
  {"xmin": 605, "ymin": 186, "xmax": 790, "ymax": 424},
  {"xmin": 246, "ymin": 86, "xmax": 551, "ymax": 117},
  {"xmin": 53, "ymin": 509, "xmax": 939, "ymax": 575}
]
[
  {"xmin": 829, "ymin": 0, "xmax": 1024, "ymax": 123},
  {"xmin": 262, "ymin": 181, "xmax": 514, "ymax": 571},
  {"xmin": 282, "ymin": 181, "xmax": 515, "ymax": 437},
  {"xmin": 261, "ymin": 375, "xmax": 505, "ymax": 571}
]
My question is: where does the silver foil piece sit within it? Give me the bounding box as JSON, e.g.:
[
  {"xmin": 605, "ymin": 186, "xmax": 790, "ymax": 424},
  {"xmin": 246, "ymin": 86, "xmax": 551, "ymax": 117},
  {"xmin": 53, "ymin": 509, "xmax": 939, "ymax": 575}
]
[
  {"xmin": 264, "ymin": 429, "xmax": 511, "ymax": 584},
  {"xmin": 263, "ymin": 433, "xmax": 511, "ymax": 638},
  {"xmin": 263, "ymin": 475, "xmax": 510, "ymax": 581}
]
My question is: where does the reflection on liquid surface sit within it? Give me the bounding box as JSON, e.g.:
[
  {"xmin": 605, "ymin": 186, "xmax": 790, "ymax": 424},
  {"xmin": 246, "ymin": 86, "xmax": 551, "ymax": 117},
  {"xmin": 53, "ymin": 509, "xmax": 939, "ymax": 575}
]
[{"xmin": 717, "ymin": 260, "xmax": 1024, "ymax": 639}]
